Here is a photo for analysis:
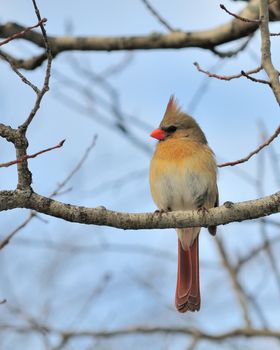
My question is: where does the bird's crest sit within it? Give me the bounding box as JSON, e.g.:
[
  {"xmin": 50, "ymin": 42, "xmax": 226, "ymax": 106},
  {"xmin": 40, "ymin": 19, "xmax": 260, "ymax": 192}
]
[
  {"xmin": 167, "ymin": 95, "xmax": 175, "ymax": 111},
  {"xmin": 161, "ymin": 95, "xmax": 181, "ymax": 126},
  {"xmin": 166, "ymin": 95, "xmax": 180, "ymax": 113}
]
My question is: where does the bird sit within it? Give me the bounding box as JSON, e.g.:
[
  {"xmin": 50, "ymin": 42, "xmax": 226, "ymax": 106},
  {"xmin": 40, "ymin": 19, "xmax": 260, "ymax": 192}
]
[{"xmin": 149, "ymin": 96, "xmax": 218, "ymax": 312}]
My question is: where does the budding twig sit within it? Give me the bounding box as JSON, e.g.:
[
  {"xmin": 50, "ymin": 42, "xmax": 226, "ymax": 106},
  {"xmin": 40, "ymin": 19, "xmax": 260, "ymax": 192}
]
[
  {"xmin": 0, "ymin": 18, "xmax": 47, "ymax": 47},
  {"xmin": 0, "ymin": 140, "xmax": 65, "ymax": 168},
  {"xmin": 194, "ymin": 62, "xmax": 263, "ymax": 81},
  {"xmin": 220, "ymin": 4, "xmax": 260, "ymax": 23}
]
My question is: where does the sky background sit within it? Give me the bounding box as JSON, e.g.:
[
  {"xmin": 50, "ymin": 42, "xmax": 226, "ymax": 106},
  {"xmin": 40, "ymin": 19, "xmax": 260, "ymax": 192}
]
[{"xmin": 0, "ymin": 1, "xmax": 280, "ymax": 349}]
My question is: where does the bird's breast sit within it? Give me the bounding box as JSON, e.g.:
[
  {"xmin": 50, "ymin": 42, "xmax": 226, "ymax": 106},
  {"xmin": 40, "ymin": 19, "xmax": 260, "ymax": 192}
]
[{"xmin": 149, "ymin": 139, "xmax": 216, "ymax": 211}]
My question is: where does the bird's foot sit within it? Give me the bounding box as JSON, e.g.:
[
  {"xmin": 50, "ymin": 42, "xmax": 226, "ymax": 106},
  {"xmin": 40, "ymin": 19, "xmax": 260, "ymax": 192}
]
[
  {"xmin": 154, "ymin": 207, "xmax": 171, "ymax": 215},
  {"xmin": 197, "ymin": 206, "xmax": 208, "ymax": 215}
]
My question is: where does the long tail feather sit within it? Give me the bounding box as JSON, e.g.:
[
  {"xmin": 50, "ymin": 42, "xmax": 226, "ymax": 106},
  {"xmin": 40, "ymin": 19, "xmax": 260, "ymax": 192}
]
[{"xmin": 175, "ymin": 236, "xmax": 200, "ymax": 312}]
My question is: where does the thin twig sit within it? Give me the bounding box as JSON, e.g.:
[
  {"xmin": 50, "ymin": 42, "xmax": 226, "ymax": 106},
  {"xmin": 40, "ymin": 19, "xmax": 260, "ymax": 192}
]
[
  {"xmin": 141, "ymin": 0, "xmax": 176, "ymax": 32},
  {"xmin": 235, "ymin": 234, "xmax": 280, "ymax": 272},
  {"xmin": 0, "ymin": 18, "xmax": 47, "ymax": 47},
  {"xmin": 50, "ymin": 135, "xmax": 97, "ymax": 197},
  {"xmin": 241, "ymin": 70, "xmax": 271, "ymax": 85},
  {"xmin": 12, "ymin": 324, "xmax": 280, "ymax": 340},
  {"xmin": 210, "ymin": 35, "xmax": 253, "ymax": 58},
  {"xmin": 100, "ymin": 53, "xmax": 134, "ymax": 77},
  {"xmin": 218, "ymin": 124, "xmax": 280, "ymax": 167},
  {"xmin": 0, "ymin": 212, "xmax": 36, "ymax": 250},
  {"xmin": 220, "ymin": 4, "xmax": 260, "ymax": 23},
  {"xmin": 194, "ymin": 62, "xmax": 262, "ymax": 81},
  {"xmin": 0, "ymin": 136, "xmax": 97, "ymax": 250},
  {"xmin": 0, "ymin": 50, "xmax": 39, "ymax": 92},
  {"xmin": 19, "ymin": 0, "xmax": 52, "ymax": 130},
  {"xmin": 215, "ymin": 237, "xmax": 252, "ymax": 327},
  {"xmin": 0, "ymin": 139, "xmax": 65, "ymax": 168},
  {"xmin": 188, "ymin": 59, "xmax": 226, "ymax": 114}
]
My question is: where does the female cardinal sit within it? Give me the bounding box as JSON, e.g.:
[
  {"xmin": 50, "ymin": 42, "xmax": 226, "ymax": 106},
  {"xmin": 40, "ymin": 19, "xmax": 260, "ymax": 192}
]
[{"xmin": 149, "ymin": 96, "xmax": 218, "ymax": 312}]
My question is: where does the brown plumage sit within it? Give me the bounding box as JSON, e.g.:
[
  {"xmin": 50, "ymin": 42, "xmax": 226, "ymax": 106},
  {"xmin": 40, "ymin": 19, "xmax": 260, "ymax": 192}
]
[{"xmin": 149, "ymin": 96, "xmax": 218, "ymax": 312}]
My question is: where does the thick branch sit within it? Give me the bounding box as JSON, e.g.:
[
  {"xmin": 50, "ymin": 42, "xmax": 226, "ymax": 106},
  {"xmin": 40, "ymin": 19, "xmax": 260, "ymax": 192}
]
[
  {"xmin": 0, "ymin": 190, "xmax": 279, "ymax": 229},
  {"xmin": 259, "ymin": 0, "xmax": 280, "ymax": 104},
  {"xmin": 0, "ymin": 0, "xmax": 273, "ymax": 70},
  {"xmin": 0, "ymin": 123, "xmax": 32, "ymax": 189}
]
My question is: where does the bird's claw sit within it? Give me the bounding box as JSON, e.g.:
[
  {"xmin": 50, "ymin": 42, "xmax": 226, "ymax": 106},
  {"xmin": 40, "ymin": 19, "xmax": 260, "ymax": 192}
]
[
  {"xmin": 197, "ymin": 206, "xmax": 208, "ymax": 214},
  {"xmin": 154, "ymin": 208, "xmax": 171, "ymax": 215}
]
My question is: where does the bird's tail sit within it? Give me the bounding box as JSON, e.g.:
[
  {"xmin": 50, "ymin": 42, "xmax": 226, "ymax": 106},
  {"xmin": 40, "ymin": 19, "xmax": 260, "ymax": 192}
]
[{"xmin": 175, "ymin": 232, "xmax": 200, "ymax": 312}]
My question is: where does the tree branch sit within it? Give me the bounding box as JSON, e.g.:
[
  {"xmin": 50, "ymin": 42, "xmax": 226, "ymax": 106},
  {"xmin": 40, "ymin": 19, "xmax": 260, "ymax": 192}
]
[
  {"xmin": 141, "ymin": 0, "xmax": 176, "ymax": 32},
  {"xmin": 0, "ymin": 190, "xmax": 279, "ymax": 229},
  {"xmin": 218, "ymin": 124, "xmax": 280, "ymax": 167},
  {"xmin": 0, "ymin": 139, "xmax": 65, "ymax": 168},
  {"xmin": 39, "ymin": 326, "xmax": 280, "ymax": 341},
  {"xmin": 0, "ymin": 18, "xmax": 47, "ymax": 47},
  {"xmin": 220, "ymin": 3, "xmax": 260, "ymax": 23},
  {"xmin": 2, "ymin": 324, "xmax": 280, "ymax": 343},
  {"xmin": 259, "ymin": 0, "xmax": 280, "ymax": 105},
  {"xmin": 19, "ymin": 0, "xmax": 52, "ymax": 131},
  {"xmin": 0, "ymin": 136, "xmax": 97, "ymax": 250},
  {"xmin": 194, "ymin": 62, "xmax": 263, "ymax": 81},
  {"xmin": 0, "ymin": 0, "xmax": 272, "ymax": 70},
  {"xmin": 215, "ymin": 238, "xmax": 252, "ymax": 327}
]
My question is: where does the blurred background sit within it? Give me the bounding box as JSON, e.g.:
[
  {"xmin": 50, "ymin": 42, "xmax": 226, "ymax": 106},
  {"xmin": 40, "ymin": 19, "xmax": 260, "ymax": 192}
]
[{"xmin": 0, "ymin": 0, "xmax": 280, "ymax": 349}]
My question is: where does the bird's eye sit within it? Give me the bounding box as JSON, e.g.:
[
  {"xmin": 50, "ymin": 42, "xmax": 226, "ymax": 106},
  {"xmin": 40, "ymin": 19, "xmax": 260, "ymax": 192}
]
[{"xmin": 165, "ymin": 125, "xmax": 177, "ymax": 133}]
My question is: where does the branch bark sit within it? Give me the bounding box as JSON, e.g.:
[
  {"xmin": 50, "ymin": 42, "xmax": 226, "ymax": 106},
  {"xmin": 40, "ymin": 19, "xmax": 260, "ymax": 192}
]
[
  {"xmin": 1, "ymin": 0, "xmax": 278, "ymax": 70},
  {"xmin": 259, "ymin": 0, "xmax": 280, "ymax": 105},
  {"xmin": 0, "ymin": 190, "xmax": 279, "ymax": 230}
]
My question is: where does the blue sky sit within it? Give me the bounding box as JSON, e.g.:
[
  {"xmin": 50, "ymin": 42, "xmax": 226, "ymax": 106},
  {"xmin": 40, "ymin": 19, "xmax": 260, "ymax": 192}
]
[{"xmin": 1, "ymin": 1, "xmax": 280, "ymax": 349}]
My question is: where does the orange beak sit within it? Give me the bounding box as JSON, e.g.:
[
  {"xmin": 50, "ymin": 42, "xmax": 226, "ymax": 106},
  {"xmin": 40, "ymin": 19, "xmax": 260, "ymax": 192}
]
[{"xmin": 150, "ymin": 128, "xmax": 166, "ymax": 141}]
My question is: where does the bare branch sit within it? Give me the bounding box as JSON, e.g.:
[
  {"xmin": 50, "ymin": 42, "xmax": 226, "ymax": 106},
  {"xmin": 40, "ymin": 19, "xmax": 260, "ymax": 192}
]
[
  {"xmin": 210, "ymin": 35, "xmax": 253, "ymax": 58},
  {"xmin": 220, "ymin": 4, "xmax": 260, "ymax": 23},
  {"xmin": 241, "ymin": 69, "xmax": 271, "ymax": 85},
  {"xmin": 259, "ymin": 0, "xmax": 280, "ymax": 105},
  {"xmin": 0, "ymin": 123, "xmax": 19, "ymax": 143},
  {"xmin": 2, "ymin": 323, "xmax": 280, "ymax": 341},
  {"xmin": 50, "ymin": 135, "xmax": 97, "ymax": 197},
  {"xmin": 235, "ymin": 234, "xmax": 280, "ymax": 271},
  {"xmin": 0, "ymin": 190, "xmax": 279, "ymax": 230},
  {"xmin": 218, "ymin": 124, "xmax": 280, "ymax": 167},
  {"xmin": 0, "ymin": 0, "xmax": 267, "ymax": 70},
  {"xmin": 0, "ymin": 18, "xmax": 47, "ymax": 47},
  {"xmin": 0, "ymin": 50, "xmax": 40, "ymax": 93},
  {"xmin": 0, "ymin": 139, "xmax": 65, "ymax": 168},
  {"xmin": 215, "ymin": 238, "xmax": 252, "ymax": 327},
  {"xmin": 194, "ymin": 62, "xmax": 263, "ymax": 81},
  {"xmin": 0, "ymin": 50, "xmax": 48, "ymax": 70},
  {"xmin": 141, "ymin": 0, "xmax": 176, "ymax": 32},
  {"xmin": 0, "ymin": 211, "xmax": 36, "ymax": 250},
  {"xmin": 19, "ymin": 0, "xmax": 53, "ymax": 131},
  {"xmin": 0, "ymin": 136, "xmax": 97, "ymax": 250}
]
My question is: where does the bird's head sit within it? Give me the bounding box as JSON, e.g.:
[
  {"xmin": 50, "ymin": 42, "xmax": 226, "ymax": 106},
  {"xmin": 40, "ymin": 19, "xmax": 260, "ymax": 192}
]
[{"xmin": 150, "ymin": 96, "xmax": 207, "ymax": 144}]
